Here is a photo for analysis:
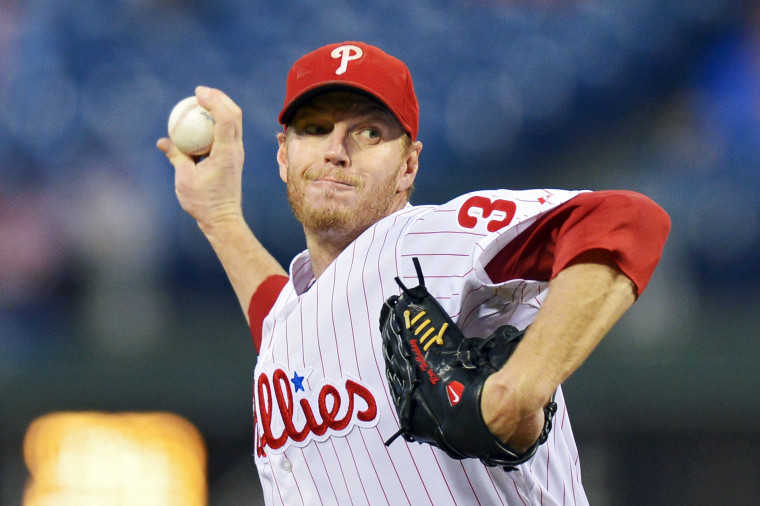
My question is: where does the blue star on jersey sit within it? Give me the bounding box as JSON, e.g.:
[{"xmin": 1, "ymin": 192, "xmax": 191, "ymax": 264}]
[{"xmin": 291, "ymin": 371, "xmax": 305, "ymax": 392}]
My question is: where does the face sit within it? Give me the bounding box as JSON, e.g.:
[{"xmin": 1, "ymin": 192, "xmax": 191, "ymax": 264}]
[{"xmin": 278, "ymin": 92, "xmax": 420, "ymax": 240}]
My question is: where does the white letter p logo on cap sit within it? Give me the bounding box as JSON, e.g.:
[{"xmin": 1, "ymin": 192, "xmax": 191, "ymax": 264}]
[{"xmin": 331, "ymin": 45, "xmax": 363, "ymax": 75}]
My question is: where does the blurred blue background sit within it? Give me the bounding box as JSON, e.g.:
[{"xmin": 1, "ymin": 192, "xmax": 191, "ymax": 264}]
[{"xmin": 1, "ymin": 0, "xmax": 759, "ymax": 504}]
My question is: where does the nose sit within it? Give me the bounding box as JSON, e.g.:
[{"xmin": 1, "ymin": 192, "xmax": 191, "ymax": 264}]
[{"xmin": 324, "ymin": 124, "xmax": 350, "ymax": 167}]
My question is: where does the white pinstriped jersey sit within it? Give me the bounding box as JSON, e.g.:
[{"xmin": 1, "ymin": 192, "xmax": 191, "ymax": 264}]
[{"xmin": 253, "ymin": 188, "xmax": 590, "ymax": 505}]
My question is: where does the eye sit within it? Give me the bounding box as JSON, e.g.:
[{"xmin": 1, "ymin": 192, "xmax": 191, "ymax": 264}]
[
  {"xmin": 356, "ymin": 127, "xmax": 381, "ymax": 143},
  {"xmin": 303, "ymin": 124, "xmax": 330, "ymax": 135}
]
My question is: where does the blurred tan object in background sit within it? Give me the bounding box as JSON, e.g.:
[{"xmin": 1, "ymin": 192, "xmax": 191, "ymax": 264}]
[{"xmin": 22, "ymin": 412, "xmax": 207, "ymax": 506}]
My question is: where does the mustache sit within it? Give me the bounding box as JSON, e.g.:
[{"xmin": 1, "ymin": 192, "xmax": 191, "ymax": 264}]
[{"xmin": 304, "ymin": 167, "xmax": 363, "ymax": 188}]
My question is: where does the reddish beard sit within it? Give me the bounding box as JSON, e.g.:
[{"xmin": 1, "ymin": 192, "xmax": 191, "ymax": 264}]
[{"xmin": 287, "ymin": 165, "xmax": 401, "ymax": 234}]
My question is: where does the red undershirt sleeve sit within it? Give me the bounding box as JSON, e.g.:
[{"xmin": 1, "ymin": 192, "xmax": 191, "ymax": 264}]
[
  {"xmin": 248, "ymin": 274, "xmax": 289, "ymax": 352},
  {"xmin": 484, "ymin": 190, "xmax": 671, "ymax": 297}
]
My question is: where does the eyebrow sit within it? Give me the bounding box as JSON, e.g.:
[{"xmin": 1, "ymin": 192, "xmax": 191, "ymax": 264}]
[{"xmin": 359, "ymin": 108, "xmax": 397, "ymax": 124}]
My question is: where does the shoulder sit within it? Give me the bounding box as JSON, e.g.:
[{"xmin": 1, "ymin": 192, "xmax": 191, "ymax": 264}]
[
  {"xmin": 406, "ymin": 189, "xmax": 584, "ymax": 236},
  {"xmin": 392, "ymin": 189, "xmax": 583, "ymax": 284}
]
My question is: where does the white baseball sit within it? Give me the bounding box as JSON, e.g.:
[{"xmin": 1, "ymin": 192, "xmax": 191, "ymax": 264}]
[{"xmin": 167, "ymin": 96, "xmax": 215, "ymax": 156}]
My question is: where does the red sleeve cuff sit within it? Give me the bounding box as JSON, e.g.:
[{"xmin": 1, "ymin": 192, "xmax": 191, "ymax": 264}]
[
  {"xmin": 485, "ymin": 190, "xmax": 671, "ymax": 296},
  {"xmin": 248, "ymin": 275, "xmax": 289, "ymax": 352}
]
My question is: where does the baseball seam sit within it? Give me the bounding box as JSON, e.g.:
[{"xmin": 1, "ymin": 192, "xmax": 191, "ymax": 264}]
[{"xmin": 170, "ymin": 101, "xmax": 213, "ymax": 155}]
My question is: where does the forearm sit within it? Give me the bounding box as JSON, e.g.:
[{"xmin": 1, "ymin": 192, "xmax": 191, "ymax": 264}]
[
  {"xmin": 482, "ymin": 251, "xmax": 636, "ymax": 446},
  {"xmin": 200, "ymin": 217, "xmax": 287, "ymax": 323}
]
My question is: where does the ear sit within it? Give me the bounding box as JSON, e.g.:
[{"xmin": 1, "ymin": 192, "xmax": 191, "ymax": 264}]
[
  {"xmin": 276, "ymin": 132, "xmax": 288, "ymax": 183},
  {"xmin": 397, "ymin": 140, "xmax": 422, "ymax": 193}
]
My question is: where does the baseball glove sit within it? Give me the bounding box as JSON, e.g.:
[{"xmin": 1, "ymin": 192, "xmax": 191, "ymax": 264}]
[{"xmin": 380, "ymin": 257, "xmax": 557, "ymax": 469}]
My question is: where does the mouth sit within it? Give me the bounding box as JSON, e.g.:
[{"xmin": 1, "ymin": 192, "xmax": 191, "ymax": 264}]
[
  {"xmin": 313, "ymin": 177, "xmax": 353, "ymax": 189},
  {"xmin": 306, "ymin": 169, "xmax": 359, "ymax": 191}
]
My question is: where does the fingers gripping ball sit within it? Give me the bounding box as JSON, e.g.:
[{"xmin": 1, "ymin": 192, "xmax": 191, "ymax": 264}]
[
  {"xmin": 167, "ymin": 96, "xmax": 215, "ymax": 156},
  {"xmin": 380, "ymin": 257, "xmax": 557, "ymax": 470}
]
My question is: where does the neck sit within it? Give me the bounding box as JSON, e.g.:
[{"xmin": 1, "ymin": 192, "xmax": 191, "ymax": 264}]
[
  {"xmin": 303, "ymin": 227, "xmax": 357, "ymax": 279},
  {"xmin": 303, "ymin": 198, "xmax": 408, "ymax": 278}
]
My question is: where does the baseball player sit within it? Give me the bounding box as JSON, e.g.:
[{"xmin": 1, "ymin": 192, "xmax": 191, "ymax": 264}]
[{"xmin": 158, "ymin": 42, "xmax": 670, "ymax": 505}]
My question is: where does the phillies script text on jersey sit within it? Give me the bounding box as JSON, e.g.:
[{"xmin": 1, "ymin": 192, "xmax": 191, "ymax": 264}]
[{"xmin": 255, "ymin": 368, "xmax": 379, "ymax": 457}]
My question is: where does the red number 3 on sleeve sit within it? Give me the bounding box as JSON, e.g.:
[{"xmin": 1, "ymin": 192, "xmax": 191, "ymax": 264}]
[{"xmin": 457, "ymin": 196, "xmax": 517, "ymax": 232}]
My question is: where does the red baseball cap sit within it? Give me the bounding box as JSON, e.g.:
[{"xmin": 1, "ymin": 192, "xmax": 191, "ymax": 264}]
[{"xmin": 279, "ymin": 41, "xmax": 419, "ymax": 141}]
